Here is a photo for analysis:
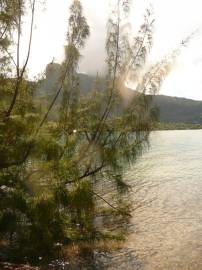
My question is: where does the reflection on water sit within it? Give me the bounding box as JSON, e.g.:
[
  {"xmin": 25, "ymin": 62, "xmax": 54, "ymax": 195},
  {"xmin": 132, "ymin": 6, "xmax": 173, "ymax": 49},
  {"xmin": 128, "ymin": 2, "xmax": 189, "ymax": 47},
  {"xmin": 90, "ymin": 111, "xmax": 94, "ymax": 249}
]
[{"xmin": 123, "ymin": 130, "xmax": 202, "ymax": 270}]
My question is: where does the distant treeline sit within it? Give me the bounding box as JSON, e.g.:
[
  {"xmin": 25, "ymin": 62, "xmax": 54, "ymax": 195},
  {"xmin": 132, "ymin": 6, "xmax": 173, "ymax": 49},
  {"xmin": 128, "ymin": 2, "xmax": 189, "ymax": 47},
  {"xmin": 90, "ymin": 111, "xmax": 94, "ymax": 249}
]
[{"xmin": 154, "ymin": 122, "xmax": 202, "ymax": 130}]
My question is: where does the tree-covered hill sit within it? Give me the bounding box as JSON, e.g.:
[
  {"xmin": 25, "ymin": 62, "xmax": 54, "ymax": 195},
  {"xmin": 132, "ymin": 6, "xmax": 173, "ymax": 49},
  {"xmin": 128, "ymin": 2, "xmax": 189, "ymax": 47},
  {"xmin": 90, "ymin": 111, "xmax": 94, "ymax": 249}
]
[
  {"xmin": 152, "ymin": 95, "xmax": 202, "ymax": 124},
  {"xmin": 38, "ymin": 63, "xmax": 202, "ymax": 124}
]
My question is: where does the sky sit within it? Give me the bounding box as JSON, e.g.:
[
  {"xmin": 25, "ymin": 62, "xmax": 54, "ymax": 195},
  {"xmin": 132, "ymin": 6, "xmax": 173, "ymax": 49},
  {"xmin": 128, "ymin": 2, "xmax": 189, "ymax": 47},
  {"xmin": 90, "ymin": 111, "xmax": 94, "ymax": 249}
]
[{"xmin": 22, "ymin": 0, "xmax": 202, "ymax": 100}]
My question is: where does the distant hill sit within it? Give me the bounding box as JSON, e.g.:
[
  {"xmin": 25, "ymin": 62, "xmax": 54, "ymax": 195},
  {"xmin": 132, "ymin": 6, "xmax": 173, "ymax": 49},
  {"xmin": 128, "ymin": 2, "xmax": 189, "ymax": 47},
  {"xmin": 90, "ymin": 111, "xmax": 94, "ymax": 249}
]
[
  {"xmin": 152, "ymin": 95, "xmax": 202, "ymax": 124},
  {"xmin": 37, "ymin": 63, "xmax": 97, "ymax": 96},
  {"xmin": 38, "ymin": 63, "xmax": 202, "ymax": 124}
]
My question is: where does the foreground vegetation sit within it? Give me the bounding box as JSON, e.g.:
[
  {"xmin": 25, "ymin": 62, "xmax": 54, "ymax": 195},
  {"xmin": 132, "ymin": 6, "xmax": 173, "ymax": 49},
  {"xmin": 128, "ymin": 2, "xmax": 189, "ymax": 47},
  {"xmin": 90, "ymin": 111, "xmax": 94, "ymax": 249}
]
[{"xmin": 0, "ymin": 0, "xmax": 188, "ymax": 266}]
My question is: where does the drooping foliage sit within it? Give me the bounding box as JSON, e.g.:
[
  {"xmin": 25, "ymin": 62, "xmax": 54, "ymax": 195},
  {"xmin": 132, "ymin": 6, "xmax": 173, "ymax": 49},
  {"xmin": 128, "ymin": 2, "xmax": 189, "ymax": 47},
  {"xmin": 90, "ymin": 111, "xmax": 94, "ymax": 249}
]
[{"xmin": 0, "ymin": 0, "xmax": 184, "ymax": 265}]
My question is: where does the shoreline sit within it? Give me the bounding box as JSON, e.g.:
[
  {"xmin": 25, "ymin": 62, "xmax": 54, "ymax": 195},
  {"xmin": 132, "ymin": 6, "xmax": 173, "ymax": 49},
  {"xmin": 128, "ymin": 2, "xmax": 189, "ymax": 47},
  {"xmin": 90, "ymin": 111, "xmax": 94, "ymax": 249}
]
[{"xmin": 154, "ymin": 122, "xmax": 202, "ymax": 131}]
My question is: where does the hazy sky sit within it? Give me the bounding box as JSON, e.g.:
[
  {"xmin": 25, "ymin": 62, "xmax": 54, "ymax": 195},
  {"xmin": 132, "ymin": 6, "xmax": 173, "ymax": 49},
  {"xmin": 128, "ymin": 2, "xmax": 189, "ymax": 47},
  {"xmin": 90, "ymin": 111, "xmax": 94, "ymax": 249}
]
[{"xmin": 22, "ymin": 0, "xmax": 202, "ymax": 100}]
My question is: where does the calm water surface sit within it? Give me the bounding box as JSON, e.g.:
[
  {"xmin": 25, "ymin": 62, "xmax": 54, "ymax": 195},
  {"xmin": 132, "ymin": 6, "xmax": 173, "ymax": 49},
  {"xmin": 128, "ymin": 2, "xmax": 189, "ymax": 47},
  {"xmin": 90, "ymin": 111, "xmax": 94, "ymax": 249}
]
[{"xmin": 123, "ymin": 130, "xmax": 202, "ymax": 270}]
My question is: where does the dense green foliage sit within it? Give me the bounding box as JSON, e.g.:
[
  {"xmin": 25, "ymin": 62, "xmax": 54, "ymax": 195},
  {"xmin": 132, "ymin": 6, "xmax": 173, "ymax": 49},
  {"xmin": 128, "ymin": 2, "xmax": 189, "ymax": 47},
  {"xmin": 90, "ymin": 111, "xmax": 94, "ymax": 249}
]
[{"xmin": 0, "ymin": 0, "xmax": 177, "ymax": 265}]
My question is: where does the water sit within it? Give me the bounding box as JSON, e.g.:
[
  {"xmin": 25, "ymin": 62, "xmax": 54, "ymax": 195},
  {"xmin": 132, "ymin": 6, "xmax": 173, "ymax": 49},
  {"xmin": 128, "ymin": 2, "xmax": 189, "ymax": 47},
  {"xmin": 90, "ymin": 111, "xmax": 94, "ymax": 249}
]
[{"xmin": 123, "ymin": 130, "xmax": 202, "ymax": 270}]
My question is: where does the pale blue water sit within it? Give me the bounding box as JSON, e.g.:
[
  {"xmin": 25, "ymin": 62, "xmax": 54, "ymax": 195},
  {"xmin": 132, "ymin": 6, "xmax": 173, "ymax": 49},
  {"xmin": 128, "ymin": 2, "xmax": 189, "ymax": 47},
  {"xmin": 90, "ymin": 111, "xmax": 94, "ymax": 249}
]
[{"xmin": 124, "ymin": 130, "xmax": 202, "ymax": 270}]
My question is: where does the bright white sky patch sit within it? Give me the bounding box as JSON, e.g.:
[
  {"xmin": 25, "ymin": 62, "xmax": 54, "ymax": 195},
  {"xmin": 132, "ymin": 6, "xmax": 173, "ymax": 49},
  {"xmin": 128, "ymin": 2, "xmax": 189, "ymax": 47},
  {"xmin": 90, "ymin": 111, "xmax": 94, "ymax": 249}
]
[{"xmin": 22, "ymin": 0, "xmax": 202, "ymax": 100}]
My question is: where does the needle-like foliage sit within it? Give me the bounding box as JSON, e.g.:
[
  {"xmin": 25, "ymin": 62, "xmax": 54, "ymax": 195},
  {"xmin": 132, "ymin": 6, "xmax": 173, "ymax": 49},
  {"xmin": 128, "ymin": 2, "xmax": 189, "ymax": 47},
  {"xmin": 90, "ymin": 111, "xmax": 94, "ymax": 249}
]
[{"xmin": 0, "ymin": 0, "xmax": 182, "ymax": 265}]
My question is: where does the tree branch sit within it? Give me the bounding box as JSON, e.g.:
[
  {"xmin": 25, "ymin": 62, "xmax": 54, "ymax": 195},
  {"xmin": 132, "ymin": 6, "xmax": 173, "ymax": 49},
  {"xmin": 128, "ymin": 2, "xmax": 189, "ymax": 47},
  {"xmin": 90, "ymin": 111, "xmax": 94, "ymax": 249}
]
[
  {"xmin": 79, "ymin": 162, "xmax": 105, "ymax": 180},
  {"xmin": 5, "ymin": 0, "xmax": 36, "ymax": 118},
  {"xmin": 0, "ymin": 25, "xmax": 8, "ymax": 40},
  {"xmin": 93, "ymin": 191, "xmax": 131, "ymax": 217}
]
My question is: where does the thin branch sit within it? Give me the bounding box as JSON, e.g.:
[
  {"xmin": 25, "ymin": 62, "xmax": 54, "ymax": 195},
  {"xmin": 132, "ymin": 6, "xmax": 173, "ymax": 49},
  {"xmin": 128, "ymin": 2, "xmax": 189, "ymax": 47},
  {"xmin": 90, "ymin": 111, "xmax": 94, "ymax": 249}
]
[
  {"xmin": 79, "ymin": 162, "xmax": 105, "ymax": 180},
  {"xmin": 73, "ymin": 1, "xmax": 121, "ymax": 165},
  {"xmin": 16, "ymin": 0, "xmax": 21, "ymax": 79},
  {"xmin": 84, "ymin": 130, "xmax": 91, "ymax": 142},
  {"xmin": 125, "ymin": 16, "xmax": 149, "ymax": 78},
  {"xmin": 93, "ymin": 191, "xmax": 131, "ymax": 217},
  {"xmin": 140, "ymin": 64, "xmax": 163, "ymax": 94},
  {"xmin": 3, "ymin": 47, "xmax": 17, "ymax": 68},
  {"xmin": 93, "ymin": 0, "xmax": 121, "ymax": 142},
  {"xmin": 0, "ymin": 25, "xmax": 8, "ymax": 40},
  {"xmin": 5, "ymin": 0, "xmax": 36, "ymax": 118},
  {"xmin": 21, "ymin": 0, "xmax": 36, "ymax": 77},
  {"xmin": 35, "ymin": 58, "xmax": 71, "ymax": 135}
]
